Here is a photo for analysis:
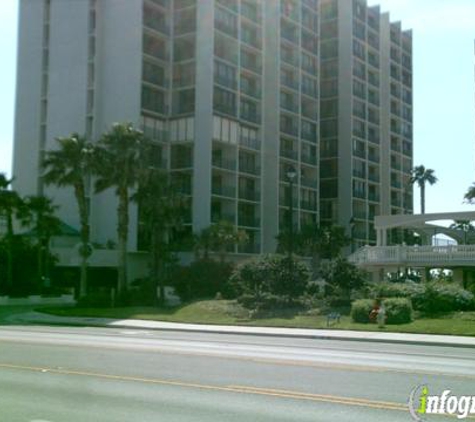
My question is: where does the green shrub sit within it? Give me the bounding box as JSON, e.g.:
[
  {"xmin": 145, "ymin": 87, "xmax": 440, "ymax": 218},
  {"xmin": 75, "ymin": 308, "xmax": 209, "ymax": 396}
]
[
  {"xmin": 172, "ymin": 260, "xmax": 233, "ymax": 301},
  {"xmin": 351, "ymin": 299, "xmax": 374, "ymax": 323},
  {"xmin": 229, "ymin": 254, "xmax": 310, "ymax": 298},
  {"xmin": 369, "ymin": 281, "xmax": 424, "ymax": 299},
  {"xmin": 383, "ymin": 298, "xmax": 412, "ymax": 324},
  {"xmin": 411, "ymin": 283, "xmax": 475, "ymax": 314}
]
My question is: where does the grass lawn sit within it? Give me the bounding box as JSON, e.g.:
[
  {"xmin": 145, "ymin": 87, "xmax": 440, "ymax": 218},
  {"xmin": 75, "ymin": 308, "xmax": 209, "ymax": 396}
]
[{"xmin": 38, "ymin": 300, "xmax": 475, "ymax": 337}]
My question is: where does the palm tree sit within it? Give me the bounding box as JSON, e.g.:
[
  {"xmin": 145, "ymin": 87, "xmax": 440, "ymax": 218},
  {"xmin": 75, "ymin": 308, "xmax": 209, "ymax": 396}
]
[
  {"xmin": 463, "ymin": 183, "xmax": 475, "ymax": 204},
  {"xmin": 132, "ymin": 168, "xmax": 185, "ymax": 305},
  {"xmin": 449, "ymin": 220, "xmax": 475, "ymax": 245},
  {"xmin": 0, "ymin": 174, "xmax": 22, "ymax": 291},
  {"xmin": 409, "ymin": 165, "xmax": 437, "ymax": 214},
  {"xmin": 18, "ymin": 195, "xmax": 61, "ymax": 286},
  {"xmin": 42, "ymin": 134, "xmax": 94, "ymax": 298},
  {"xmin": 194, "ymin": 221, "xmax": 248, "ymax": 263},
  {"xmin": 93, "ymin": 122, "xmax": 150, "ymax": 298}
]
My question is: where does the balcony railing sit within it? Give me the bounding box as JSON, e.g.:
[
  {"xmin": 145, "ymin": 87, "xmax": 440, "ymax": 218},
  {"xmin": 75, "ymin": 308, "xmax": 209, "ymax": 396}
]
[
  {"xmin": 350, "ymin": 245, "xmax": 475, "ymax": 267},
  {"xmin": 212, "ymin": 157, "xmax": 236, "ymax": 171},
  {"xmin": 212, "ymin": 185, "xmax": 236, "ymax": 198}
]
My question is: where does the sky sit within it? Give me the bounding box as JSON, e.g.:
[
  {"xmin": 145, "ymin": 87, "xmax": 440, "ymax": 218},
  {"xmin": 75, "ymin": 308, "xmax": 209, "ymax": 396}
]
[{"xmin": 0, "ymin": 0, "xmax": 474, "ymax": 215}]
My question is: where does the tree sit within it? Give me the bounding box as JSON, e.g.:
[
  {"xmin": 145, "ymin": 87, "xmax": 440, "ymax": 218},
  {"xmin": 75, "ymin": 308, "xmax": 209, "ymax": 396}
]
[
  {"xmin": 42, "ymin": 134, "xmax": 94, "ymax": 298},
  {"xmin": 93, "ymin": 122, "xmax": 150, "ymax": 298},
  {"xmin": 0, "ymin": 174, "xmax": 22, "ymax": 290},
  {"xmin": 449, "ymin": 220, "xmax": 475, "ymax": 245},
  {"xmin": 319, "ymin": 257, "xmax": 367, "ymax": 301},
  {"xmin": 18, "ymin": 195, "xmax": 61, "ymax": 285},
  {"xmin": 132, "ymin": 168, "xmax": 185, "ymax": 305},
  {"xmin": 410, "ymin": 165, "xmax": 437, "ymax": 214},
  {"xmin": 463, "ymin": 183, "xmax": 475, "ymax": 204},
  {"xmin": 277, "ymin": 223, "xmax": 350, "ymax": 273},
  {"xmin": 194, "ymin": 221, "xmax": 248, "ymax": 263}
]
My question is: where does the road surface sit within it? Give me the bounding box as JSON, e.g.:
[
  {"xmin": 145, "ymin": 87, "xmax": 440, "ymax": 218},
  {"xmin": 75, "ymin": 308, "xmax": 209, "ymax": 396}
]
[{"xmin": 0, "ymin": 325, "xmax": 473, "ymax": 421}]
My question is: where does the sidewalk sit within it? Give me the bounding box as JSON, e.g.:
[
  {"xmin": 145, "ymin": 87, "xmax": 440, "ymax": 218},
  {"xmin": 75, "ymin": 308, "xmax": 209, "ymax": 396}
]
[{"xmin": 7, "ymin": 311, "xmax": 475, "ymax": 349}]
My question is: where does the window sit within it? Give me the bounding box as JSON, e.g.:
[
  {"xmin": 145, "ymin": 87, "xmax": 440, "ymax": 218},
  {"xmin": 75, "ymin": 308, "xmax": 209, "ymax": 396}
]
[
  {"xmin": 143, "ymin": 61, "xmax": 166, "ymax": 87},
  {"xmin": 321, "ymin": 60, "xmax": 338, "ymax": 79},
  {"xmin": 170, "ymin": 117, "xmax": 195, "ymax": 144},
  {"xmin": 301, "ymin": 30, "xmax": 318, "ymax": 54},
  {"xmin": 302, "ymin": 75, "xmax": 318, "ymax": 97},
  {"xmin": 142, "ymin": 85, "xmax": 167, "ymax": 114},
  {"xmin": 240, "ymin": 98, "xmax": 260, "ymax": 123},
  {"xmin": 320, "ymin": 119, "xmax": 337, "ymax": 138},
  {"xmin": 213, "ymin": 115, "xmax": 239, "ymax": 143},
  {"xmin": 353, "ymin": 79, "xmax": 365, "ymax": 99},
  {"xmin": 321, "ymin": 39, "xmax": 338, "ymax": 60},
  {"xmin": 215, "ymin": 33, "xmax": 238, "ymax": 64},
  {"xmin": 353, "ymin": 119, "xmax": 365, "ymax": 138},
  {"xmin": 144, "ymin": 4, "xmax": 169, "ymax": 34},
  {"xmin": 353, "ymin": 99, "xmax": 366, "ymax": 119},
  {"xmin": 241, "ymin": 73, "xmax": 261, "ymax": 98},
  {"xmin": 214, "ymin": 60, "xmax": 237, "ymax": 89},
  {"xmin": 143, "ymin": 33, "xmax": 168, "ymax": 61},
  {"xmin": 173, "ymin": 88, "xmax": 195, "ymax": 114},
  {"xmin": 321, "ymin": 139, "xmax": 338, "ymax": 159},
  {"xmin": 353, "ymin": 59, "xmax": 366, "ymax": 80},
  {"xmin": 322, "ymin": 80, "xmax": 338, "ymax": 98},
  {"xmin": 174, "ymin": 7, "xmax": 196, "ymax": 35},
  {"xmin": 353, "ymin": 39, "xmax": 365, "ymax": 60},
  {"xmin": 213, "ymin": 87, "xmax": 236, "ymax": 116},
  {"xmin": 174, "ymin": 37, "xmax": 195, "ymax": 62},
  {"xmin": 241, "ymin": 48, "xmax": 261, "ymax": 73},
  {"xmin": 301, "ymin": 97, "xmax": 317, "ymax": 119},
  {"xmin": 321, "ymin": 99, "xmax": 338, "ymax": 118},
  {"xmin": 301, "ymin": 52, "xmax": 318, "ymax": 74},
  {"xmin": 241, "ymin": 22, "xmax": 261, "ymax": 48},
  {"xmin": 173, "ymin": 62, "xmax": 195, "ymax": 87},
  {"xmin": 215, "ymin": 6, "xmax": 237, "ymax": 37},
  {"xmin": 302, "ymin": 120, "xmax": 317, "ymax": 142},
  {"xmin": 280, "ymin": 114, "xmax": 298, "ymax": 136}
]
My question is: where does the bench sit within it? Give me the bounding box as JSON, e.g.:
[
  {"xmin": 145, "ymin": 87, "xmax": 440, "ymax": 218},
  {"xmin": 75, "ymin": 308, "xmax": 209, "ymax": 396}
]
[{"xmin": 326, "ymin": 312, "xmax": 341, "ymax": 327}]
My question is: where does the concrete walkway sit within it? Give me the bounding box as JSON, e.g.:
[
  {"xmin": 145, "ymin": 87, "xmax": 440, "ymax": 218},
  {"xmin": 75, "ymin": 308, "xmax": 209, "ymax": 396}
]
[{"xmin": 7, "ymin": 310, "xmax": 475, "ymax": 349}]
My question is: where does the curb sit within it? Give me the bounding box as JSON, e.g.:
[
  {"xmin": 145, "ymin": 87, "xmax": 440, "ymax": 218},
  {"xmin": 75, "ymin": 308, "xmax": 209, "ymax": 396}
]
[{"xmin": 10, "ymin": 313, "xmax": 475, "ymax": 349}]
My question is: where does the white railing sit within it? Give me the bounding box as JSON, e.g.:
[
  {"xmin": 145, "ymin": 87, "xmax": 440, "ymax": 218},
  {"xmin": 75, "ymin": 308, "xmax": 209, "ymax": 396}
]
[{"xmin": 349, "ymin": 245, "xmax": 475, "ymax": 267}]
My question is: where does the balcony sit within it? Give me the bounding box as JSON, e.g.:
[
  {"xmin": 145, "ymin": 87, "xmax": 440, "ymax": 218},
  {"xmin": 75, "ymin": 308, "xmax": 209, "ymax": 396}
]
[
  {"xmin": 212, "ymin": 185, "xmax": 236, "ymax": 198},
  {"xmin": 239, "ymin": 162, "xmax": 260, "ymax": 175},
  {"xmin": 240, "ymin": 135, "xmax": 260, "ymax": 150},
  {"xmin": 368, "ymin": 192, "xmax": 380, "ymax": 202},
  {"xmin": 212, "ymin": 156, "xmax": 236, "ymax": 171},
  {"xmin": 280, "ymin": 148, "xmax": 298, "ymax": 161},
  {"xmin": 239, "ymin": 189, "xmax": 260, "ymax": 201},
  {"xmin": 301, "ymin": 154, "xmax": 317, "ymax": 165}
]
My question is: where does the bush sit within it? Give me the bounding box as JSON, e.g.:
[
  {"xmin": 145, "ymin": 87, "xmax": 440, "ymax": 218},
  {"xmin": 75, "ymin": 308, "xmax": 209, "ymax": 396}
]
[
  {"xmin": 172, "ymin": 260, "xmax": 233, "ymax": 301},
  {"xmin": 411, "ymin": 283, "xmax": 475, "ymax": 314},
  {"xmin": 229, "ymin": 254, "xmax": 310, "ymax": 298},
  {"xmin": 369, "ymin": 281, "xmax": 424, "ymax": 300},
  {"xmin": 383, "ymin": 298, "xmax": 412, "ymax": 324},
  {"xmin": 351, "ymin": 299, "xmax": 374, "ymax": 323},
  {"xmin": 128, "ymin": 277, "xmax": 156, "ymax": 306}
]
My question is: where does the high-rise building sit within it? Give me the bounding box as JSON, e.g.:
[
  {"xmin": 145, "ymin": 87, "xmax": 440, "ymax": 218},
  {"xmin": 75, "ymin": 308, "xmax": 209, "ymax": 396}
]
[
  {"xmin": 319, "ymin": 0, "xmax": 413, "ymax": 249},
  {"xmin": 13, "ymin": 0, "xmax": 412, "ymax": 257}
]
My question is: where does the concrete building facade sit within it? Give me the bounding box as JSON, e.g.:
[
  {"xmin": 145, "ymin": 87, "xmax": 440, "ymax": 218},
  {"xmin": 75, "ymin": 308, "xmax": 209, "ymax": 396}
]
[{"xmin": 13, "ymin": 0, "xmax": 412, "ymax": 257}]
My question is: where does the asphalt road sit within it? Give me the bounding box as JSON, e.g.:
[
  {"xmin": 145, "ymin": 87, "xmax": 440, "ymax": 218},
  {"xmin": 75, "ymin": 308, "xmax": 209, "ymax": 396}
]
[{"xmin": 0, "ymin": 325, "xmax": 473, "ymax": 422}]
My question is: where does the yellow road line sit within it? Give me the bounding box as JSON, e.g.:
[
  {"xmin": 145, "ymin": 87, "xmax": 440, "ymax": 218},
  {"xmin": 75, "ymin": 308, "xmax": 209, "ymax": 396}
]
[{"xmin": 0, "ymin": 362, "xmax": 406, "ymax": 413}]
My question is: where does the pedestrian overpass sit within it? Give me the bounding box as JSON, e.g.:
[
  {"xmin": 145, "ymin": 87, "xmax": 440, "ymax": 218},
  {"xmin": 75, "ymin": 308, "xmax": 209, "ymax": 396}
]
[{"xmin": 348, "ymin": 211, "xmax": 475, "ymax": 283}]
